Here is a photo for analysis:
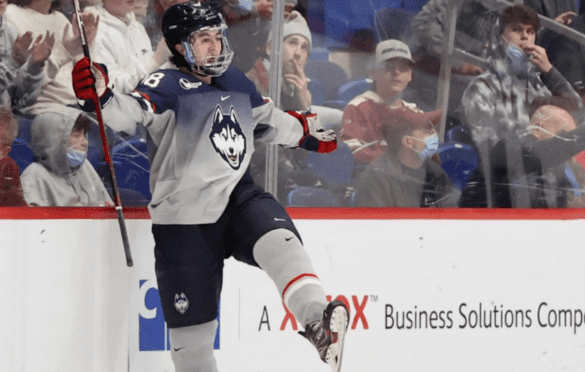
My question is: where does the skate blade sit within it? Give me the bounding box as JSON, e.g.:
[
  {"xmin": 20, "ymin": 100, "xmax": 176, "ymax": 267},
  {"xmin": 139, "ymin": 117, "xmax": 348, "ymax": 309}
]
[{"xmin": 326, "ymin": 306, "xmax": 349, "ymax": 372}]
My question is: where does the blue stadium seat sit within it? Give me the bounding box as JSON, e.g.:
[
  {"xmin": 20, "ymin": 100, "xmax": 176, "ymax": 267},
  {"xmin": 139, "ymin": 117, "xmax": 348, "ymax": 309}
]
[
  {"xmin": 305, "ymin": 141, "xmax": 354, "ymax": 184},
  {"xmin": 102, "ymin": 139, "xmax": 151, "ymax": 201},
  {"xmin": 308, "ymin": 47, "xmax": 331, "ymax": 62},
  {"xmin": 307, "ymin": 79, "xmax": 326, "ymax": 106},
  {"xmin": 438, "ymin": 142, "xmax": 479, "ymax": 190},
  {"xmin": 16, "ymin": 116, "xmax": 33, "ymax": 144},
  {"xmin": 305, "ymin": 60, "xmax": 349, "ymax": 101},
  {"xmin": 335, "ymin": 78, "xmax": 374, "ymax": 107},
  {"xmin": 445, "ymin": 125, "xmax": 474, "ymax": 146},
  {"xmin": 8, "ymin": 138, "xmax": 34, "ymax": 173},
  {"xmin": 286, "ymin": 186, "xmax": 342, "ymax": 207}
]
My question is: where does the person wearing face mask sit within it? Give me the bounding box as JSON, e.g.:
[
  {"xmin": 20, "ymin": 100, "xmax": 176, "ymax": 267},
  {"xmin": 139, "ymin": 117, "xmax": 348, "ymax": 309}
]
[
  {"xmin": 354, "ymin": 106, "xmax": 459, "ymax": 208},
  {"xmin": 461, "ymin": 96, "xmax": 585, "ymax": 209},
  {"xmin": 459, "ymin": 4, "xmax": 584, "ymax": 208},
  {"xmin": 20, "ymin": 109, "xmax": 113, "ymax": 206},
  {"xmin": 462, "ymin": 4, "xmax": 582, "ymax": 149},
  {"xmin": 340, "ymin": 39, "xmax": 424, "ymax": 165}
]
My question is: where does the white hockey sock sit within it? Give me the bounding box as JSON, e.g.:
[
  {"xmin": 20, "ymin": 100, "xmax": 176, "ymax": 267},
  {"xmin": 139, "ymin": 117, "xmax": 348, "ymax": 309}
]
[
  {"xmin": 169, "ymin": 320, "xmax": 218, "ymax": 372},
  {"xmin": 253, "ymin": 228, "xmax": 327, "ymax": 327}
]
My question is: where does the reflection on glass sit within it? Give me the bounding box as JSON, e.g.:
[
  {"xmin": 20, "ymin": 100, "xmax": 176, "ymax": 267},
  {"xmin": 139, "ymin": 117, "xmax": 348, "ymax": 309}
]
[{"xmin": 6, "ymin": 0, "xmax": 585, "ymax": 209}]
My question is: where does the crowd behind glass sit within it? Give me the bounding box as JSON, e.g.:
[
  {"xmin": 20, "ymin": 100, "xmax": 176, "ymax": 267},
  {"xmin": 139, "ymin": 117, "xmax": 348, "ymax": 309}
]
[{"xmin": 2, "ymin": 0, "xmax": 585, "ymax": 209}]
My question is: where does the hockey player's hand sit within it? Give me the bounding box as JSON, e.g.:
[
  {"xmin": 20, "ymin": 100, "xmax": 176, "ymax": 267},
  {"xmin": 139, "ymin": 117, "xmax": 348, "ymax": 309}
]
[
  {"xmin": 72, "ymin": 56, "xmax": 109, "ymax": 101},
  {"xmin": 288, "ymin": 110, "xmax": 337, "ymax": 153}
]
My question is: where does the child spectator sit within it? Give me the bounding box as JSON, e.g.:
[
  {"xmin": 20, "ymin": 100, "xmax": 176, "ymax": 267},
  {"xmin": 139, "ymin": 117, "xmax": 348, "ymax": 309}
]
[
  {"xmin": 0, "ymin": 107, "xmax": 26, "ymax": 206},
  {"xmin": 21, "ymin": 109, "xmax": 113, "ymax": 206}
]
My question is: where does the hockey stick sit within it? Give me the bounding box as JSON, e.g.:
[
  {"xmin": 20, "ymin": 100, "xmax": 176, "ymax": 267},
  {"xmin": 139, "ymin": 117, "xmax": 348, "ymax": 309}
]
[{"xmin": 73, "ymin": 0, "xmax": 133, "ymax": 267}]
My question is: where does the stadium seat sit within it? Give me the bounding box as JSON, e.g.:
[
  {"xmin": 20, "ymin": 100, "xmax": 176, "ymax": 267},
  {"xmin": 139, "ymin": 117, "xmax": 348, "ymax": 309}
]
[
  {"xmin": 305, "ymin": 60, "xmax": 349, "ymax": 101},
  {"xmin": 286, "ymin": 186, "xmax": 342, "ymax": 207},
  {"xmin": 307, "ymin": 79, "xmax": 326, "ymax": 106},
  {"xmin": 16, "ymin": 116, "xmax": 33, "ymax": 144},
  {"xmin": 8, "ymin": 138, "xmax": 34, "ymax": 173},
  {"xmin": 437, "ymin": 142, "xmax": 479, "ymax": 190},
  {"xmin": 332, "ymin": 78, "xmax": 374, "ymax": 109},
  {"xmin": 445, "ymin": 125, "xmax": 474, "ymax": 146},
  {"xmin": 305, "ymin": 141, "xmax": 354, "ymax": 185},
  {"xmin": 308, "ymin": 47, "xmax": 331, "ymax": 62},
  {"xmin": 111, "ymin": 139, "xmax": 151, "ymax": 200}
]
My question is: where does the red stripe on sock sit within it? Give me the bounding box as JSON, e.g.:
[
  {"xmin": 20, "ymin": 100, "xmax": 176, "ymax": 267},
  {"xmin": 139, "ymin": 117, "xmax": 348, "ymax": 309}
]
[{"xmin": 281, "ymin": 273, "xmax": 319, "ymax": 301}]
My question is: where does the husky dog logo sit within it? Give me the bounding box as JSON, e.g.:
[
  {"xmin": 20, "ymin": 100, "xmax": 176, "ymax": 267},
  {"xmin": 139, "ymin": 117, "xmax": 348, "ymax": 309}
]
[
  {"xmin": 174, "ymin": 293, "xmax": 189, "ymax": 314},
  {"xmin": 209, "ymin": 105, "xmax": 246, "ymax": 170}
]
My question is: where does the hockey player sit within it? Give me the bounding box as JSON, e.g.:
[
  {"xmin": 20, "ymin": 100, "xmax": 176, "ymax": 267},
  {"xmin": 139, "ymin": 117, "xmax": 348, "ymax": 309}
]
[{"xmin": 71, "ymin": 1, "xmax": 349, "ymax": 371}]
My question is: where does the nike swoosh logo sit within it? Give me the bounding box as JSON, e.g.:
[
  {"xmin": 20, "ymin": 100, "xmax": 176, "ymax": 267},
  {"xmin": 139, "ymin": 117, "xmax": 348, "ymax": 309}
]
[
  {"xmin": 285, "ymin": 236, "xmax": 295, "ymax": 241},
  {"xmin": 221, "ymin": 95, "xmax": 230, "ymax": 101},
  {"xmin": 274, "ymin": 217, "xmax": 286, "ymax": 222},
  {"xmin": 174, "ymin": 347, "xmax": 185, "ymax": 352}
]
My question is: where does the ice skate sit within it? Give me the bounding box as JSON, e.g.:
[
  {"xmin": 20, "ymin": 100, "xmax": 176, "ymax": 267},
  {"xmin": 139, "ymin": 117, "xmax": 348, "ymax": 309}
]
[{"xmin": 299, "ymin": 299, "xmax": 349, "ymax": 372}]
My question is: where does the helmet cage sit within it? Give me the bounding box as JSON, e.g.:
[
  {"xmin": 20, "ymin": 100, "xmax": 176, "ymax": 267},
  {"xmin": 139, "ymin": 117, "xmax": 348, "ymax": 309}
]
[{"xmin": 181, "ymin": 22, "xmax": 234, "ymax": 77}]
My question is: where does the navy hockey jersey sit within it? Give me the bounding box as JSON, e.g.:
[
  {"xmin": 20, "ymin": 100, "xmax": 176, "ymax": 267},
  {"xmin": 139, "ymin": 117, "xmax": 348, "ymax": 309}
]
[{"xmin": 100, "ymin": 66, "xmax": 304, "ymax": 224}]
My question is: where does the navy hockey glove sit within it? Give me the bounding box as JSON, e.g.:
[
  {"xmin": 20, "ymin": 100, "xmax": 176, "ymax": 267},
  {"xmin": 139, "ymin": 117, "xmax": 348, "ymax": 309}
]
[
  {"xmin": 72, "ymin": 57, "xmax": 110, "ymax": 108},
  {"xmin": 288, "ymin": 110, "xmax": 338, "ymax": 153}
]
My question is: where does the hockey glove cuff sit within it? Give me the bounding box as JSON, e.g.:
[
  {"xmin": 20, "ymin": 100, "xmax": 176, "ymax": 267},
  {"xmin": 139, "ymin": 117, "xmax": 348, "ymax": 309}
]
[
  {"xmin": 72, "ymin": 57, "xmax": 112, "ymax": 112},
  {"xmin": 288, "ymin": 110, "xmax": 337, "ymax": 153}
]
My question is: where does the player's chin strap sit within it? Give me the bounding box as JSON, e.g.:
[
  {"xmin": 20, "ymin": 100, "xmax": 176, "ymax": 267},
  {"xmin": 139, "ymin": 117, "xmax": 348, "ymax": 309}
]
[{"xmin": 287, "ymin": 110, "xmax": 338, "ymax": 154}]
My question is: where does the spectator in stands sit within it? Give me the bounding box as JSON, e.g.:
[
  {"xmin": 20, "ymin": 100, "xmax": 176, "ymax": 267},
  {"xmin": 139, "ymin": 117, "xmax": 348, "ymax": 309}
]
[
  {"xmin": 6, "ymin": 0, "xmax": 99, "ymax": 79},
  {"xmin": 0, "ymin": 0, "xmax": 54, "ymax": 110},
  {"xmin": 523, "ymin": 100, "xmax": 585, "ymax": 207},
  {"xmin": 0, "ymin": 107, "xmax": 27, "ymax": 206},
  {"xmin": 461, "ymin": 4, "xmax": 582, "ymax": 149},
  {"xmin": 462, "ymin": 97, "xmax": 585, "ymax": 208},
  {"xmin": 85, "ymin": 0, "xmax": 160, "ymax": 93},
  {"xmin": 6, "ymin": 0, "xmax": 99, "ymax": 116},
  {"xmin": 247, "ymin": 9, "xmax": 343, "ymax": 124},
  {"xmin": 246, "ymin": 10, "xmax": 343, "ymax": 202},
  {"xmin": 21, "ymin": 110, "xmax": 112, "ymax": 206},
  {"xmin": 354, "ymin": 106, "xmax": 458, "ymax": 207},
  {"xmin": 26, "ymin": 0, "xmax": 162, "ymax": 116},
  {"xmin": 459, "ymin": 5, "xmax": 583, "ymax": 208},
  {"xmin": 133, "ymin": 0, "xmax": 148, "ymax": 23},
  {"xmin": 340, "ymin": 39, "xmax": 422, "ymax": 165},
  {"xmin": 247, "ymin": 10, "xmax": 313, "ymax": 112}
]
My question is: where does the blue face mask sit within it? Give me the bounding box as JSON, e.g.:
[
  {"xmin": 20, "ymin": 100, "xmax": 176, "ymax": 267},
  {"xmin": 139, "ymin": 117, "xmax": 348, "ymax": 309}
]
[
  {"xmin": 66, "ymin": 148, "xmax": 87, "ymax": 168},
  {"xmin": 409, "ymin": 133, "xmax": 439, "ymax": 160},
  {"xmin": 505, "ymin": 43, "xmax": 532, "ymax": 75}
]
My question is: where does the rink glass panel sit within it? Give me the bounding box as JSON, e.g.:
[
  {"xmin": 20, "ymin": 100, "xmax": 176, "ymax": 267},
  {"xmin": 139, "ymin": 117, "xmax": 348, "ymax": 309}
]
[{"xmin": 7, "ymin": 0, "xmax": 585, "ymax": 211}]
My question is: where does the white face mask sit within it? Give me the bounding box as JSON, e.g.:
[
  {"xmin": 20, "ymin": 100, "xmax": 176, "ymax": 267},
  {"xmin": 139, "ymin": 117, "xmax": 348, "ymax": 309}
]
[
  {"xmin": 66, "ymin": 147, "xmax": 87, "ymax": 168},
  {"xmin": 524, "ymin": 125, "xmax": 577, "ymax": 142}
]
